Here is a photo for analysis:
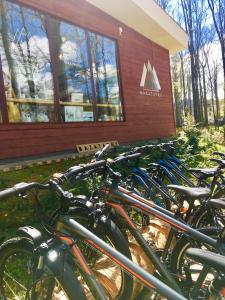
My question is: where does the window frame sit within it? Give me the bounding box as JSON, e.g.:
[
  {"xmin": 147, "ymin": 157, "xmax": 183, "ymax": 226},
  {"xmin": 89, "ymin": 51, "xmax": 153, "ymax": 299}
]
[{"xmin": 0, "ymin": 0, "xmax": 125, "ymax": 125}]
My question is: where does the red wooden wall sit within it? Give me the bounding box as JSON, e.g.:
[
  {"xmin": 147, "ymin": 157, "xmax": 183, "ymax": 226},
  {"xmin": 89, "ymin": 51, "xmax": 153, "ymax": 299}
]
[{"xmin": 0, "ymin": 0, "xmax": 176, "ymax": 160}]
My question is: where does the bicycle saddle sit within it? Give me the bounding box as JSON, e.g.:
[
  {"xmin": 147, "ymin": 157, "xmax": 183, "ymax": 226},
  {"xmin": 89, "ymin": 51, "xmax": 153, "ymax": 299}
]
[
  {"xmin": 189, "ymin": 167, "xmax": 218, "ymax": 178},
  {"xmin": 213, "ymin": 151, "xmax": 225, "ymax": 158},
  {"xmin": 167, "ymin": 185, "xmax": 210, "ymax": 199},
  {"xmin": 186, "ymin": 248, "xmax": 225, "ymax": 274},
  {"xmin": 210, "ymin": 158, "xmax": 225, "ymax": 168},
  {"xmin": 209, "ymin": 198, "xmax": 225, "ymax": 210}
]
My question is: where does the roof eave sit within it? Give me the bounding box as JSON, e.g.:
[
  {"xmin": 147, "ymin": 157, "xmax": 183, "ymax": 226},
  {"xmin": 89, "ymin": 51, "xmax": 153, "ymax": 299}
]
[{"xmin": 86, "ymin": 0, "xmax": 188, "ymax": 53}]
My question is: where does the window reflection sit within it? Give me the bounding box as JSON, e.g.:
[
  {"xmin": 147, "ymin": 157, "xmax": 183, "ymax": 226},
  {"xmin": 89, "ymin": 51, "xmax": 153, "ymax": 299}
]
[
  {"xmin": 0, "ymin": 0, "xmax": 54, "ymax": 123},
  {"xmin": 0, "ymin": 0, "xmax": 124, "ymax": 124},
  {"xmin": 89, "ymin": 33, "xmax": 123, "ymax": 121},
  {"xmin": 50, "ymin": 18, "xmax": 94, "ymax": 122}
]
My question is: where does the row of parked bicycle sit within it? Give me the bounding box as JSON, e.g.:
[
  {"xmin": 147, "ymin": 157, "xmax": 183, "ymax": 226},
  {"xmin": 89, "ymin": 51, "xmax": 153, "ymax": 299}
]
[{"xmin": 0, "ymin": 139, "xmax": 225, "ymax": 300}]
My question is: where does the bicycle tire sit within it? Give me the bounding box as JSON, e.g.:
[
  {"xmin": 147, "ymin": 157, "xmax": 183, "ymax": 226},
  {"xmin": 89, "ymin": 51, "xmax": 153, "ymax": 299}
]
[
  {"xmin": 191, "ymin": 206, "xmax": 216, "ymax": 228},
  {"xmin": 170, "ymin": 227, "xmax": 222, "ymax": 297},
  {"xmin": 0, "ymin": 237, "xmax": 85, "ymax": 300}
]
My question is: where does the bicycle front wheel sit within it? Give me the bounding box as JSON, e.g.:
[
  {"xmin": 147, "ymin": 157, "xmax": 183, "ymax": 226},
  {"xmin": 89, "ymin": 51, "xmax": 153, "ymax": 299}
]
[{"xmin": 0, "ymin": 237, "xmax": 85, "ymax": 300}]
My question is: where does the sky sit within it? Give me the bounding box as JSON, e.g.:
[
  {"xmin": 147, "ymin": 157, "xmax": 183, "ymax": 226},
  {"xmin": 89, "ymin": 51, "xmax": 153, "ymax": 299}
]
[{"xmin": 168, "ymin": 0, "xmax": 224, "ymax": 99}]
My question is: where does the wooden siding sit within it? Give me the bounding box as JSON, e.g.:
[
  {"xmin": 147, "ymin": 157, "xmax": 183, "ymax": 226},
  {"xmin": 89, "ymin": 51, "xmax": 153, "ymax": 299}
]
[{"xmin": 0, "ymin": 0, "xmax": 176, "ymax": 159}]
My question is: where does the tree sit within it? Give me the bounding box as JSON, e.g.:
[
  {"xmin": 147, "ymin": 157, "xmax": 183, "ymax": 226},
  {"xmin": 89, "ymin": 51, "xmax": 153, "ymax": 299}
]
[
  {"xmin": 208, "ymin": 0, "xmax": 225, "ymax": 114},
  {"xmin": 155, "ymin": 0, "xmax": 172, "ymax": 11},
  {"xmin": 157, "ymin": 0, "xmax": 224, "ymax": 126},
  {"xmin": 0, "ymin": 0, "xmax": 19, "ymax": 97},
  {"xmin": 180, "ymin": 0, "xmax": 209, "ymax": 124},
  {"xmin": 171, "ymin": 54, "xmax": 184, "ymax": 126},
  {"xmin": 49, "ymin": 18, "xmax": 68, "ymax": 101}
]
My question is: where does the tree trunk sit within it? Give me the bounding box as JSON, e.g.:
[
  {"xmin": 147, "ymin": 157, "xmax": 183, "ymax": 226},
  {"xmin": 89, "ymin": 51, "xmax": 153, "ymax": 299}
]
[
  {"xmin": 214, "ymin": 70, "xmax": 220, "ymax": 119},
  {"xmin": 49, "ymin": 18, "xmax": 68, "ymax": 101},
  {"xmin": 179, "ymin": 52, "xmax": 187, "ymax": 114},
  {"xmin": 202, "ymin": 66, "xmax": 208, "ymax": 125},
  {"xmin": 20, "ymin": 7, "xmax": 36, "ymax": 98},
  {"xmin": 0, "ymin": 1, "xmax": 19, "ymax": 97}
]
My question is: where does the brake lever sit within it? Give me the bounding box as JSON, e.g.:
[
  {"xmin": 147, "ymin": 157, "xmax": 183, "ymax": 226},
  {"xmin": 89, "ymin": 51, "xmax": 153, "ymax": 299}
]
[{"xmin": 19, "ymin": 191, "xmax": 29, "ymax": 199}]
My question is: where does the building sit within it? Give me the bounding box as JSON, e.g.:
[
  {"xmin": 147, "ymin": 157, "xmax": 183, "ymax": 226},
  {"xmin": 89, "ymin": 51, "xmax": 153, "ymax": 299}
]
[{"xmin": 0, "ymin": 0, "xmax": 188, "ymax": 159}]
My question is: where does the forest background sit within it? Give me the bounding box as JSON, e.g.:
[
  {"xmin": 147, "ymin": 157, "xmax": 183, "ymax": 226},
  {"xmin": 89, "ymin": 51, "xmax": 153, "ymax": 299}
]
[{"xmin": 156, "ymin": 0, "xmax": 225, "ymax": 127}]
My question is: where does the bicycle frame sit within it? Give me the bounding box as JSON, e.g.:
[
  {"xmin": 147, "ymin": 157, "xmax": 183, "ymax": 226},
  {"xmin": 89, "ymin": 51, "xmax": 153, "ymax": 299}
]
[
  {"xmin": 55, "ymin": 216, "xmax": 186, "ymax": 300},
  {"xmin": 167, "ymin": 154, "xmax": 190, "ymax": 172},
  {"xmin": 130, "ymin": 167, "xmax": 177, "ymax": 204},
  {"xmin": 159, "ymin": 153, "xmax": 225, "ymax": 197},
  {"xmin": 107, "ymin": 185, "xmax": 224, "ymax": 251},
  {"xmin": 97, "ymin": 184, "xmax": 225, "ymax": 298},
  {"xmin": 158, "ymin": 158, "xmax": 194, "ymax": 186}
]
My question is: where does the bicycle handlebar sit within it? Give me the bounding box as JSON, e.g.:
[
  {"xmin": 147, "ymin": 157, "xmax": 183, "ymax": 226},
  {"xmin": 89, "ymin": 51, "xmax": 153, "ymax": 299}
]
[
  {"xmin": 0, "ymin": 187, "xmax": 19, "ymax": 199},
  {"xmin": 0, "ymin": 141, "xmax": 177, "ymax": 201},
  {"xmin": 61, "ymin": 160, "xmax": 106, "ymax": 182},
  {"xmin": 0, "ymin": 182, "xmax": 49, "ymax": 200},
  {"xmin": 113, "ymin": 152, "xmax": 141, "ymax": 164},
  {"xmin": 56, "ymin": 152, "xmax": 142, "ymax": 184}
]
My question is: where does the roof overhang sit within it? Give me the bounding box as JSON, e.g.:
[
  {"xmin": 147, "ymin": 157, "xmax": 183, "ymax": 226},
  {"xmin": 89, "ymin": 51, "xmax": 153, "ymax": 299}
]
[{"xmin": 86, "ymin": 0, "xmax": 188, "ymax": 54}]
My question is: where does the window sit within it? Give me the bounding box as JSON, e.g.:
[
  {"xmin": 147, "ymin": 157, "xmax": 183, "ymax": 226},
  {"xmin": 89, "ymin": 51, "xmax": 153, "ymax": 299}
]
[
  {"xmin": 0, "ymin": 0, "xmax": 124, "ymax": 124},
  {"xmin": 50, "ymin": 18, "xmax": 94, "ymax": 122},
  {"xmin": 90, "ymin": 33, "xmax": 123, "ymax": 121},
  {"xmin": 0, "ymin": 0, "xmax": 55, "ymax": 123}
]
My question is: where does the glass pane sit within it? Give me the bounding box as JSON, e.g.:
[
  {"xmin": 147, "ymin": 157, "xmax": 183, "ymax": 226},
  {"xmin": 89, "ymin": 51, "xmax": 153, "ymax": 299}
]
[
  {"xmin": 89, "ymin": 33, "xmax": 123, "ymax": 121},
  {"xmin": 50, "ymin": 18, "xmax": 94, "ymax": 122},
  {"xmin": 0, "ymin": 0, "xmax": 55, "ymax": 123}
]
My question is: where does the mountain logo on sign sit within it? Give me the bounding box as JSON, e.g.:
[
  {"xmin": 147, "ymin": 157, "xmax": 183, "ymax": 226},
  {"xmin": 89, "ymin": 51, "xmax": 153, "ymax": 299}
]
[{"xmin": 140, "ymin": 60, "xmax": 161, "ymax": 91}]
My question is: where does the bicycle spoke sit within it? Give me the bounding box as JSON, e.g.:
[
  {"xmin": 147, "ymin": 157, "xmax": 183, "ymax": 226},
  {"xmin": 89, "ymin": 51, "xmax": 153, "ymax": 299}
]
[{"xmin": 4, "ymin": 271, "xmax": 27, "ymax": 291}]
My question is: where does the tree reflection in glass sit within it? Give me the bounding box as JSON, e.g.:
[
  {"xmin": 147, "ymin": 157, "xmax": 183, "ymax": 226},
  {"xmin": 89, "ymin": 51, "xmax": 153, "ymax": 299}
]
[
  {"xmin": 89, "ymin": 33, "xmax": 123, "ymax": 121},
  {"xmin": 0, "ymin": 0, "xmax": 54, "ymax": 123},
  {"xmin": 50, "ymin": 18, "xmax": 94, "ymax": 122}
]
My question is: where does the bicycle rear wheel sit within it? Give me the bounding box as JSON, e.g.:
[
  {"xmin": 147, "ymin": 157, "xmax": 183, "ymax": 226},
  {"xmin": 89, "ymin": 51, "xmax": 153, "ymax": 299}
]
[
  {"xmin": 0, "ymin": 237, "xmax": 85, "ymax": 300},
  {"xmin": 170, "ymin": 227, "xmax": 222, "ymax": 298}
]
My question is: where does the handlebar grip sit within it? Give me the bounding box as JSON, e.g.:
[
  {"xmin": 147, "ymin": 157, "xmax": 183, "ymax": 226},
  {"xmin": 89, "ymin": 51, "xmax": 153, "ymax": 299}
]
[
  {"xmin": 127, "ymin": 152, "xmax": 142, "ymax": 159},
  {"xmin": 132, "ymin": 147, "xmax": 142, "ymax": 153},
  {"xmin": 132, "ymin": 146, "xmax": 151, "ymax": 154},
  {"xmin": 0, "ymin": 187, "xmax": 17, "ymax": 200},
  {"xmin": 82, "ymin": 160, "xmax": 106, "ymax": 172},
  {"xmin": 113, "ymin": 152, "xmax": 141, "ymax": 164},
  {"xmin": 113, "ymin": 155, "xmax": 127, "ymax": 164},
  {"xmin": 0, "ymin": 182, "xmax": 35, "ymax": 200}
]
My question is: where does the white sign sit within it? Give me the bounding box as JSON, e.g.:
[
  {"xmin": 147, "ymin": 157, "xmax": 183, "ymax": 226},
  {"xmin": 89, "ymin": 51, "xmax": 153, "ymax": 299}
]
[{"xmin": 140, "ymin": 60, "xmax": 162, "ymax": 97}]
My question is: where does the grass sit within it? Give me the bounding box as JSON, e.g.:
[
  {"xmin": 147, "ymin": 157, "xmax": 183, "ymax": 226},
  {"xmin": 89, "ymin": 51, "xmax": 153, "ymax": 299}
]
[{"xmin": 0, "ymin": 157, "xmax": 91, "ymax": 240}]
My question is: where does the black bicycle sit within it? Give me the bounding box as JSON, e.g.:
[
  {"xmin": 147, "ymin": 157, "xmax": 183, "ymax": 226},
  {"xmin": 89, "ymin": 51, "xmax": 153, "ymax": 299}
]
[{"xmin": 0, "ymin": 162, "xmax": 187, "ymax": 300}]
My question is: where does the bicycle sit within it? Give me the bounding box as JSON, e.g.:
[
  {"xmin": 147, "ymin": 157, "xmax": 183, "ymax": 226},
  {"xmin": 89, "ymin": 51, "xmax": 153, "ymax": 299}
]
[
  {"xmin": 0, "ymin": 162, "xmax": 187, "ymax": 300},
  {"xmin": 55, "ymin": 155, "xmax": 225, "ymax": 298}
]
